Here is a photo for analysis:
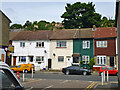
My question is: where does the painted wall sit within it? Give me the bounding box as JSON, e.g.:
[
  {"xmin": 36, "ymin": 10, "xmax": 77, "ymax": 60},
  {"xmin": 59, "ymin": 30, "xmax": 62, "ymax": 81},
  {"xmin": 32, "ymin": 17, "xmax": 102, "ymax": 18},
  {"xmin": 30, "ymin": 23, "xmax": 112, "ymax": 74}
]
[
  {"xmin": 73, "ymin": 39, "xmax": 94, "ymax": 59},
  {"xmin": 12, "ymin": 40, "xmax": 50, "ymax": 71},
  {"xmin": 94, "ymin": 38, "xmax": 116, "ymax": 56},
  {"xmin": 50, "ymin": 40, "xmax": 73, "ymax": 70}
]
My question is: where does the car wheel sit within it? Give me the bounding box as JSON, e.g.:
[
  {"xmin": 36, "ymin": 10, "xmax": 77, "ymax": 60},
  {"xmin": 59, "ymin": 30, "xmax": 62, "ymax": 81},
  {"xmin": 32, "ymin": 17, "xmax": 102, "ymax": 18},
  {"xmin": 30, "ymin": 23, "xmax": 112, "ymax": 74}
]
[
  {"xmin": 24, "ymin": 69, "xmax": 28, "ymax": 73},
  {"xmin": 116, "ymin": 72, "xmax": 118, "ymax": 76},
  {"xmin": 83, "ymin": 71, "xmax": 87, "ymax": 75},
  {"xmin": 65, "ymin": 70, "xmax": 70, "ymax": 75},
  {"xmin": 99, "ymin": 72, "xmax": 102, "ymax": 76},
  {"xmin": 12, "ymin": 69, "xmax": 14, "ymax": 73}
]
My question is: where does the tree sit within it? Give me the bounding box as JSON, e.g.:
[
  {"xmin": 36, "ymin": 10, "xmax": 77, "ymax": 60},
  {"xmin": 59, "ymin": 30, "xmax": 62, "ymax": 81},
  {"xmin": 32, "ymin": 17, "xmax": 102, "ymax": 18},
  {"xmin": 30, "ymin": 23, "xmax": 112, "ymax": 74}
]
[
  {"xmin": 89, "ymin": 58, "xmax": 95, "ymax": 68},
  {"xmin": 10, "ymin": 24, "xmax": 23, "ymax": 29},
  {"xmin": 61, "ymin": 2, "xmax": 102, "ymax": 29}
]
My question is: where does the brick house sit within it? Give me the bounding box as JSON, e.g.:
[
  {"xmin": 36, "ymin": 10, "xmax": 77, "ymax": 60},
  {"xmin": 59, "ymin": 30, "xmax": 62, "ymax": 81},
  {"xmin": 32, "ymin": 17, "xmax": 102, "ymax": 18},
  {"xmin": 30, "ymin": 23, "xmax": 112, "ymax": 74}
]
[{"xmin": 94, "ymin": 27, "xmax": 117, "ymax": 68}]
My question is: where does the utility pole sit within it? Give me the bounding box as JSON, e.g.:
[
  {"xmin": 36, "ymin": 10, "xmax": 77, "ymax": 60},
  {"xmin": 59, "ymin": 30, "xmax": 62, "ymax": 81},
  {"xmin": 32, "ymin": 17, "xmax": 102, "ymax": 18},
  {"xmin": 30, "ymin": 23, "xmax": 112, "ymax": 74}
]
[{"xmin": 116, "ymin": 0, "xmax": 120, "ymax": 88}]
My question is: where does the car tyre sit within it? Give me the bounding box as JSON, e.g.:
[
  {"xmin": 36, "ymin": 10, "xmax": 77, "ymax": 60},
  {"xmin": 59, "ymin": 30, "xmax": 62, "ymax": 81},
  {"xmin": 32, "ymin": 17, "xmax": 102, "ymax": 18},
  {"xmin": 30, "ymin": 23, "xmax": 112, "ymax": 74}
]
[
  {"xmin": 83, "ymin": 71, "xmax": 87, "ymax": 75},
  {"xmin": 65, "ymin": 70, "xmax": 70, "ymax": 75},
  {"xmin": 116, "ymin": 72, "xmax": 118, "ymax": 76},
  {"xmin": 99, "ymin": 72, "xmax": 102, "ymax": 76},
  {"xmin": 24, "ymin": 69, "xmax": 28, "ymax": 73}
]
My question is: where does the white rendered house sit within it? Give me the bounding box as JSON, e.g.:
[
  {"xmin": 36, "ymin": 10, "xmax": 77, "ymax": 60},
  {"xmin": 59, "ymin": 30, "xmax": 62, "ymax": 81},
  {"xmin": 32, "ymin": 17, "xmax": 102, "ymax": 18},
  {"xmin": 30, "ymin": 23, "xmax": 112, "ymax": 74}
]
[{"xmin": 10, "ymin": 30, "xmax": 52, "ymax": 71}]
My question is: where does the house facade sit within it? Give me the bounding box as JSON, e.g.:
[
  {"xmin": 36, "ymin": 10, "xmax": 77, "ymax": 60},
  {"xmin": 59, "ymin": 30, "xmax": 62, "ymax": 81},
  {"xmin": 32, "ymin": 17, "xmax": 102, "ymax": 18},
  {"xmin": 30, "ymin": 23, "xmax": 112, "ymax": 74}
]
[
  {"xmin": 0, "ymin": 10, "xmax": 11, "ymax": 64},
  {"xmin": 49, "ymin": 30, "xmax": 76, "ymax": 70},
  {"xmin": 94, "ymin": 27, "xmax": 117, "ymax": 68},
  {"xmin": 10, "ymin": 30, "xmax": 52, "ymax": 71},
  {"xmin": 73, "ymin": 29, "xmax": 94, "ymax": 65}
]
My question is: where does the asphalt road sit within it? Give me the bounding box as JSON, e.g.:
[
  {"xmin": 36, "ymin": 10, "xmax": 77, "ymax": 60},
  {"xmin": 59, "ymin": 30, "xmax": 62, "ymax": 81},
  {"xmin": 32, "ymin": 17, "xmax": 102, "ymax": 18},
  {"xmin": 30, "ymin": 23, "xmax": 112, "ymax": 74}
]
[{"xmin": 18, "ymin": 71, "xmax": 118, "ymax": 82}]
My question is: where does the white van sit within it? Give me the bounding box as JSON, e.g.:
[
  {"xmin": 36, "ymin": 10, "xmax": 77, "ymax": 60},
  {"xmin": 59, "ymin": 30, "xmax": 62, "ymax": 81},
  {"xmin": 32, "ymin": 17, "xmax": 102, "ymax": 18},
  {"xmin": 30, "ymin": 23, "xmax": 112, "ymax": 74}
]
[{"xmin": 0, "ymin": 61, "xmax": 24, "ymax": 90}]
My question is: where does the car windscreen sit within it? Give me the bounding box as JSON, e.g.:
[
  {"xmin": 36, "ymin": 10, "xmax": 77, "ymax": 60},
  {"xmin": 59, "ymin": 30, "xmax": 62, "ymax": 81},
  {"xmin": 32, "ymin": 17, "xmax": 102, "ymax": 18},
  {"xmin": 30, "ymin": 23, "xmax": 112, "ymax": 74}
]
[{"xmin": 0, "ymin": 69, "xmax": 22, "ymax": 90}]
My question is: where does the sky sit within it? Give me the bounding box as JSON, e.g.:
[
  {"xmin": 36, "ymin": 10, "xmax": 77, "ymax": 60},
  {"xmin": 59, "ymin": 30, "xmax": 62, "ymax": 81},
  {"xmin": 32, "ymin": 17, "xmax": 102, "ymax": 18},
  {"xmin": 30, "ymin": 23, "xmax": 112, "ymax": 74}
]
[{"xmin": 1, "ymin": 0, "xmax": 116, "ymax": 25}]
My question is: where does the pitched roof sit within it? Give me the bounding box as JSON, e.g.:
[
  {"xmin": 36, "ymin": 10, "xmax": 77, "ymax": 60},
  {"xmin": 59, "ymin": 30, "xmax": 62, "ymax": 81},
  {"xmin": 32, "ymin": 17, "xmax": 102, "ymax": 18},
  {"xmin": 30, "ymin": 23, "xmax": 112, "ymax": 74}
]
[
  {"xmin": 10, "ymin": 30, "xmax": 53, "ymax": 41},
  {"xmin": 94, "ymin": 27, "xmax": 117, "ymax": 38},
  {"xmin": 73, "ymin": 28, "xmax": 94, "ymax": 39},
  {"xmin": 49, "ymin": 30, "xmax": 77, "ymax": 40}
]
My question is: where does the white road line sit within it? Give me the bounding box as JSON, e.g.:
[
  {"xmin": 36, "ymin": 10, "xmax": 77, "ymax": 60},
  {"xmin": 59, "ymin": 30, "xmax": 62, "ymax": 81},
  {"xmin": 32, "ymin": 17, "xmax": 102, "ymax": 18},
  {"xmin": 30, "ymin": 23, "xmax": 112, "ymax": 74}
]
[
  {"xmin": 42, "ymin": 85, "xmax": 53, "ymax": 90},
  {"xmin": 61, "ymin": 80, "xmax": 69, "ymax": 84}
]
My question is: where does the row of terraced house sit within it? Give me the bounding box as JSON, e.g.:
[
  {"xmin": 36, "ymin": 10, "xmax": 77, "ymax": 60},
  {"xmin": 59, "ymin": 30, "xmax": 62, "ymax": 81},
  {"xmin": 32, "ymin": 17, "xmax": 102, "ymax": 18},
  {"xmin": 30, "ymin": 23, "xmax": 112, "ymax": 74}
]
[{"xmin": 9, "ymin": 27, "xmax": 118, "ymax": 71}]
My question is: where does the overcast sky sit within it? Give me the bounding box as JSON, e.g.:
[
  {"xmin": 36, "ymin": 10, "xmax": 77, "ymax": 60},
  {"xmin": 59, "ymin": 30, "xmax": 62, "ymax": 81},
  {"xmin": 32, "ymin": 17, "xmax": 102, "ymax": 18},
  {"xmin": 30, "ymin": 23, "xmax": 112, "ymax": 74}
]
[{"xmin": 1, "ymin": 0, "xmax": 116, "ymax": 25}]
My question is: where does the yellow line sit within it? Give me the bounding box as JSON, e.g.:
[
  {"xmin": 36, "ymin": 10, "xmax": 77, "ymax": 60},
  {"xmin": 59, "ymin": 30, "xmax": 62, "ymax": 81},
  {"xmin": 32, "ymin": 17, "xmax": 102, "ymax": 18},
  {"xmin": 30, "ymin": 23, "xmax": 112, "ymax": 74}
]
[
  {"xmin": 22, "ymin": 79, "xmax": 42, "ymax": 85},
  {"xmin": 86, "ymin": 82, "xmax": 94, "ymax": 88},
  {"xmin": 89, "ymin": 82, "xmax": 97, "ymax": 88}
]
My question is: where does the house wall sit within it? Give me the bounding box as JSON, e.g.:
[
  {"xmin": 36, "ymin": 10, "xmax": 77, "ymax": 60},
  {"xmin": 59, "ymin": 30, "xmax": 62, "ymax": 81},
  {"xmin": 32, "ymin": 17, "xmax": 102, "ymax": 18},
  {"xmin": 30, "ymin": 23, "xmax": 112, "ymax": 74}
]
[
  {"xmin": 50, "ymin": 40, "xmax": 73, "ymax": 70},
  {"xmin": 12, "ymin": 40, "xmax": 50, "ymax": 71},
  {"xmin": 73, "ymin": 39, "xmax": 94, "ymax": 60},
  {"xmin": 94, "ymin": 38, "xmax": 116, "ymax": 56}
]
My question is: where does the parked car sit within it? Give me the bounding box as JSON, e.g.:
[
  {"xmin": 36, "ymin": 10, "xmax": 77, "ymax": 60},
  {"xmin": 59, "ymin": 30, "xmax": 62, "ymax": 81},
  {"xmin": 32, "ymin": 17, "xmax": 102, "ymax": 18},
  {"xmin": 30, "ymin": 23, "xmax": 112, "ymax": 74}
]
[
  {"xmin": 62, "ymin": 66, "xmax": 91, "ymax": 75},
  {"xmin": 99, "ymin": 66, "xmax": 118, "ymax": 76},
  {"xmin": 11, "ymin": 64, "xmax": 35, "ymax": 73},
  {"xmin": 0, "ymin": 61, "xmax": 24, "ymax": 90}
]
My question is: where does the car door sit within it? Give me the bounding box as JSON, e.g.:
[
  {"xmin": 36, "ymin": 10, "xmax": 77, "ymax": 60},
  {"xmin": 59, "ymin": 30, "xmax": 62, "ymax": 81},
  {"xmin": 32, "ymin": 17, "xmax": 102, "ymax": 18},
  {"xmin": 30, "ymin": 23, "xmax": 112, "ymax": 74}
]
[
  {"xmin": 73, "ymin": 66, "xmax": 81, "ymax": 74},
  {"xmin": 107, "ymin": 67, "xmax": 114, "ymax": 75}
]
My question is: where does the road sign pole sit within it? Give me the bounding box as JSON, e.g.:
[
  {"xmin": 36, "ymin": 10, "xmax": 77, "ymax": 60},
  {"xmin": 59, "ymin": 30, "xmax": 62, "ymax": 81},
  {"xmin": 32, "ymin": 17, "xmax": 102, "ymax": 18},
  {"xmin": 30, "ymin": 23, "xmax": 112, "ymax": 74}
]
[
  {"xmin": 101, "ymin": 72, "xmax": 103, "ymax": 85},
  {"xmin": 32, "ymin": 68, "xmax": 33, "ymax": 78},
  {"xmin": 23, "ymin": 70, "xmax": 24, "ymax": 82},
  {"xmin": 107, "ymin": 71, "xmax": 109, "ymax": 82}
]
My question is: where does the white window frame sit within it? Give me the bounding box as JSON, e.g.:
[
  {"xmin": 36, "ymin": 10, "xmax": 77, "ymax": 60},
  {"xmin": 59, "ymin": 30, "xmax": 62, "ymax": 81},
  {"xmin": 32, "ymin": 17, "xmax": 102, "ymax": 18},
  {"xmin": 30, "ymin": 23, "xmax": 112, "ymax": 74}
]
[
  {"xmin": 97, "ymin": 56, "xmax": 106, "ymax": 65},
  {"xmin": 96, "ymin": 41, "xmax": 107, "ymax": 48},
  {"xmin": 58, "ymin": 56, "xmax": 64, "ymax": 62},
  {"xmin": 36, "ymin": 56, "xmax": 44, "ymax": 62},
  {"xmin": 20, "ymin": 42, "xmax": 25, "ymax": 47},
  {"xmin": 82, "ymin": 55, "xmax": 90, "ymax": 64},
  {"xmin": 83, "ymin": 41, "xmax": 90, "ymax": 49},
  {"xmin": 36, "ymin": 42, "xmax": 44, "ymax": 47},
  {"xmin": 57, "ymin": 41, "xmax": 66, "ymax": 47}
]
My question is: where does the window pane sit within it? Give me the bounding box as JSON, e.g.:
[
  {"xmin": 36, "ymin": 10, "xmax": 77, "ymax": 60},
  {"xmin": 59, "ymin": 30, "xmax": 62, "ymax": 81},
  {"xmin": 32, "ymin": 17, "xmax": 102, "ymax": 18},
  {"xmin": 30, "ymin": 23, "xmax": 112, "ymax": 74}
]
[
  {"xmin": 73, "ymin": 57, "xmax": 79, "ymax": 63},
  {"xmin": 58, "ymin": 56, "xmax": 64, "ymax": 62}
]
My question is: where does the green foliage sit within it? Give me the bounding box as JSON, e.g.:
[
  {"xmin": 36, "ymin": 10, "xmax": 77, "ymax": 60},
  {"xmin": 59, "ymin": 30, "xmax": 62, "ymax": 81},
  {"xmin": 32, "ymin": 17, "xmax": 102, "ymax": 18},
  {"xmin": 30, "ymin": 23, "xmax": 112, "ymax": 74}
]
[
  {"xmin": 89, "ymin": 58, "xmax": 95, "ymax": 68},
  {"xmin": 10, "ymin": 24, "xmax": 23, "ymax": 29},
  {"xmin": 61, "ymin": 2, "xmax": 102, "ymax": 29},
  {"xmin": 80, "ymin": 61, "xmax": 83, "ymax": 65}
]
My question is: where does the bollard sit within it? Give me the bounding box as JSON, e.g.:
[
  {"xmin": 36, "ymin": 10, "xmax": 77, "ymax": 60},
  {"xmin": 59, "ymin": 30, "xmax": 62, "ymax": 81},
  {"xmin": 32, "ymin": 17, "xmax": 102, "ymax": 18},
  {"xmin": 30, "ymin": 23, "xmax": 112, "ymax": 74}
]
[
  {"xmin": 104, "ymin": 71, "xmax": 105, "ymax": 82},
  {"xmin": 16, "ymin": 71, "xmax": 20, "ymax": 79},
  {"xmin": 101, "ymin": 72, "xmax": 103, "ymax": 85},
  {"xmin": 31, "ymin": 68, "xmax": 33, "ymax": 78},
  {"xmin": 23, "ymin": 70, "xmax": 24, "ymax": 82},
  {"xmin": 107, "ymin": 71, "xmax": 109, "ymax": 82}
]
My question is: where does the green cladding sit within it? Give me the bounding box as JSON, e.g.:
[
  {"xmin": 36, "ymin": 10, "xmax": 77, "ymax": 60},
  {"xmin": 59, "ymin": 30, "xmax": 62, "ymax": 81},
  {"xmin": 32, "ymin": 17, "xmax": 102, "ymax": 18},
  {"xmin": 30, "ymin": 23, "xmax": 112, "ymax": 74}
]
[{"xmin": 73, "ymin": 39, "xmax": 94, "ymax": 59}]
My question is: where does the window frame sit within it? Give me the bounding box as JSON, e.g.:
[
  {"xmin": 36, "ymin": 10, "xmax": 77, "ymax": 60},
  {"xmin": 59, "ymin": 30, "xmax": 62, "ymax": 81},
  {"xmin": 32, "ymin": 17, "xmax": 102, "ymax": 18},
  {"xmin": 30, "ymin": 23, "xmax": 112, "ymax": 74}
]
[
  {"xmin": 36, "ymin": 42, "xmax": 44, "ymax": 48},
  {"xmin": 83, "ymin": 40, "xmax": 90, "ymax": 49},
  {"xmin": 57, "ymin": 41, "xmax": 66, "ymax": 48},
  {"xmin": 82, "ymin": 55, "xmax": 90, "ymax": 64},
  {"xmin": 97, "ymin": 56, "xmax": 106, "ymax": 65},
  {"xmin": 20, "ymin": 42, "xmax": 25, "ymax": 47},
  {"xmin": 96, "ymin": 41, "xmax": 107, "ymax": 48},
  {"xmin": 36, "ymin": 56, "xmax": 44, "ymax": 62},
  {"xmin": 58, "ymin": 56, "xmax": 64, "ymax": 62}
]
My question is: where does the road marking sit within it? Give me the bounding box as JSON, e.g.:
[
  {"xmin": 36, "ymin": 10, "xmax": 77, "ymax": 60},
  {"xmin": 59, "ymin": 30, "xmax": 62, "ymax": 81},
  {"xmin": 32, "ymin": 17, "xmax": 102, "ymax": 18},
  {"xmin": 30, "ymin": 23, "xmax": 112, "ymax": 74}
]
[
  {"xmin": 42, "ymin": 85, "xmax": 53, "ymax": 90},
  {"xmin": 61, "ymin": 80, "xmax": 69, "ymax": 84},
  {"xmin": 85, "ymin": 82, "xmax": 98, "ymax": 90},
  {"xmin": 22, "ymin": 79, "xmax": 43, "ymax": 85}
]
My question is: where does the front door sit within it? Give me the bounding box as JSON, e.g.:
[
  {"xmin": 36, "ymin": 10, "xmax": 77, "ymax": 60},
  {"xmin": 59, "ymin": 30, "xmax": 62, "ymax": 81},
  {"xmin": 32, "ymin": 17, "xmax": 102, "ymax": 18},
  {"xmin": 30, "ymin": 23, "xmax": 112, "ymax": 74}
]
[
  {"xmin": 110, "ymin": 56, "xmax": 114, "ymax": 67},
  {"xmin": 13, "ymin": 56, "xmax": 16, "ymax": 66},
  {"xmin": 48, "ymin": 59, "xmax": 51, "ymax": 69},
  {"xmin": 66, "ymin": 56, "xmax": 71, "ymax": 67}
]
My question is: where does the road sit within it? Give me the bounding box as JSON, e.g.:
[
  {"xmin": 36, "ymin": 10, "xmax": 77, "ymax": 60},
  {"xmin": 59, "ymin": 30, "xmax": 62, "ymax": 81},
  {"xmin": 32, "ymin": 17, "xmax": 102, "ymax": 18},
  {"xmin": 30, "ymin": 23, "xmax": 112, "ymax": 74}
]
[
  {"xmin": 19, "ymin": 72, "xmax": 118, "ymax": 81},
  {"xmin": 16, "ymin": 72, "xmax": 118, "ymax": 89}
]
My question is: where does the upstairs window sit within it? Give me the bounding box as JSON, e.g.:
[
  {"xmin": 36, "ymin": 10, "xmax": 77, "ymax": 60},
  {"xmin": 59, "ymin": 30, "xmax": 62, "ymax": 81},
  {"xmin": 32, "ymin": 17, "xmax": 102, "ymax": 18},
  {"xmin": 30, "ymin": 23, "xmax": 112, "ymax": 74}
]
[
  {"xmin": 36, "ymin": 42, "xmax": 44, "ymax": 47},
  {"xmin": 20, "ymin": 42, "xmax": 25, "ymax": 47},
  {"xmin": 57, "ymin": 41, "xmax": 66, "ymax": 47},
  {"xmin": 83, "ymin": 41, "xmax": 90, "ymax": 49},
  {"xmin": 96, "ymin": 41, "xmax": 107, "ymax": 48},
  {"xmin": 19, "ymin": 56, "xmax": 26, "ymax": 62}
]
